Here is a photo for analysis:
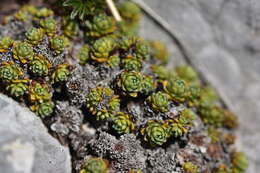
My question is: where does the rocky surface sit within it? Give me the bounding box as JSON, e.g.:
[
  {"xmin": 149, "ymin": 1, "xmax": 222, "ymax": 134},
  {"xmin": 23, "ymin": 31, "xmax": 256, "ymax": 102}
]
[
  {"xmin": 138, "ymin": 0, "xmax": 260, "ymax": 172},
  {"xmin": 0, "ymin": 94, "xmax": 71, "ymax": 173}
]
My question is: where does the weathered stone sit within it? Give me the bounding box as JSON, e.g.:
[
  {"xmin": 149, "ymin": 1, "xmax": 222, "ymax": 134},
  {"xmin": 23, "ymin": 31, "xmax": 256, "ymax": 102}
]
[
  {"xmin": 0, "ymin": 94, "xmax": 71, "ymax": 173},
  {"xmin": 139, "ymin": 0, "xmax": 260, "ymax": 172}
]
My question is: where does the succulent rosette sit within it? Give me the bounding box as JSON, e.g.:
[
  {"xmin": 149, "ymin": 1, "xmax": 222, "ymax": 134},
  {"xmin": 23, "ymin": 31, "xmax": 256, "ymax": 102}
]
[
  {"xmin": 29, "ymin": 55, "xmax": 51, "ymax": 76},
  {"xmin": 13, "ymin": 42, "xmax": 34, "ymax": 64},
  {"xmin": 25, "ymin": 27, "xmax": 44, "ymax": 45},
  {"xmin": 112, "ymin": 112, "xmax": 135, "ymax": 134},
  {"xmin": 0, "ymin": 62, "xmax": 23, "ymax": 81},
  {"xmin": 85, "ymin": 13, "xmax": 116, "ymax": 38},
  {"xmin": 116, "ymin": 71, "xmax": 143, "ymax": 97},
  {"xmin": 6, "ymin": 79, "xmax": 29, "ymax": 97},
  {"xmin": 90, "ymin": 37, "xmax": 116, "ymax": 63},
  {"xmin": 163, "ymin": 78, "xmax": 188, "ymax": 102},
  {"xmin": 40, "ymin": 18, "xmax": 57, "ymax": 36},
  {"xmin": 0, "ymin": 36, "xmax": 14, "ymax": 52},
  {"xmin": 147, "ymin": 91, "xmax": 169, "ymax": 112},
  {"xmin": 51, "ymin": 64, "xmax": 71, "ymax": 83},
  {"xmin": 31, "ymin": 101, "xmax": 55, "ymax": 118},
  {"xmin": 141, "ymin": 120, "xmax": 168, "ymax": 146},
  {"xmin": 28, "ymin": 82, "xmax": 52, "ymax": 103},
  {"xmin": 50, "ymin": 35, "xmax": 70, "ymax": 54},
  {"xmin": 80, "ymin": 157, "xmax": 109, "ymax": 173}
]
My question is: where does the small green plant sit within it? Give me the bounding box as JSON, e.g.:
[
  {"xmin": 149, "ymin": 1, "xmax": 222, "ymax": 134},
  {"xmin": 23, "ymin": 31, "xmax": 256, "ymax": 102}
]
[
  {"xmin": 0, "ymin": 62, "xmax": 23, "ymax": 81},
  {"xmin": 14, "ymin": 10, "xmax": 28, "ymax": 22},
  {"xmin": 135, "ymin": 40, "xmax": 150, "ymax": 60},
  {"xmin": 152, "ymin": 65, "xmax": 174, "ymax": 81},
  {"xmin": 182, "ymin": 162, "xmax": 199, "ymax": 173},
  {"xmin": 116, "ymin": 71, "xmax": 143, "ymax": 97},
  {"xmin": 163, "ymin": 78, "xmax": 188, "ymax": 102},
  {"xmin": 85, "ymin": 13, "xmax": 116, "ymax": 38},
  {"xmin": 231, "ymin": 152, "xmax": 248, "ymax": 173},
  {"xmin": 213, "ymin": 164, "xmax": 232, "ymax": 173},
  {"xmin": 90, "ymin": 37, "xmax": 116, "ymax": 63},
  {"xmin": 28, "ymin": 82, "xmax": 52, "ymax": 103},
  {"xmin": 147, "ymin": 91, "xmax": 169, "ymax": 112},
  {"xmin": 34, "ymin": 7, "xmax": 54, "ymax": 18},
  {"xmin": 149, "ymin": 41, "xmax": 169, "ymax": 64},
  {"xmin": 77, "ymin": 45, "xmax": 90, "ymax": 65},
  {"xmin": 25, "ymin": 27, "xmax": 44, "ymax": 45},
  {"xmin": 107, "ymin": 54, "xmax": 120, "ymax": 67},
  {"xmin": 223, "ymin": 110, "xmax": 239, "ymax": 129},
  {"xmin": 51, "ymin": 64, "xmax": 71, "ymax": 83},
  {"xmin": 112, "ymin": 112, "xmax": 135, "ymax": 134},
  {"xmin": 31, "ymin": 101, "xmax": 55, "ymax": 118},
  {"xmin": 122, "ymin": 58, "xmax": 142, "ymax": 72},
  {"xmin": 50, "ymin": 35, "xmax": 70, "ymax": 54},
  {"xmin": 13, "ymin": 42, "xmax": 34, "ymax": 64},
  {"xmin": 141, "ymin": 75, "xmax": 156, "ymax": 95},
  {"xmin": 128, "ymin": 170, "xmax": 142, "ymax": 173},
  {"xmin": 208, "ymin": 127, "xmax": 221, "ymax": 144},
  {"xmin": 186, "ymin": 85, "xmax": 201, "ymax": 107},
  {"xmin": 29, "ymin": 55, "xmax": 51, "ymax": 76},
  {"xmin": 0, "ymin": 36, "xmax": 14, "ymax": 52},
  {"xmin": 141, "ymin": 120, "xmax": 168, "ymax": 146},
  {"xmin": 167, "ymin": 109, "xmax": 195, "ymax": 137},
  {"xmin": 118, "ymin": 1, "xmax": 141, "ymax": 34},
  {"xmin": 6, "ymin": 79, "xmax": 29, "ymax": 97},
  {"xmin": 175, "ymin": 65, "xmax": 199, "ymax": 85},
  {"xmin": 63, "ymin": 18, "xmax": 79, "ymax": 39},
  {"xmin": 198, "ymin": 105, "xmax": 225, "ymax": 127},
  {"xmin": 86, "ymin": 87, "xmax": 120, "ymax": 120},
  {"xmin": 80, "ymin": 157, "xmax": 109, "ymax": 173},
  {"xmin": 119, "ymin": 35, "xmax": 140, "ymax": 51},
  {"xmin": 63, "ymin": 0, "xmax": 106, "ymax": 19},
  {"xmin": 20, "ymin": 5, "xmax": 37, "ymax": 15},
  {"xmin": 40, "ymin": 18, "xmax": 58, "ymax": 37}
]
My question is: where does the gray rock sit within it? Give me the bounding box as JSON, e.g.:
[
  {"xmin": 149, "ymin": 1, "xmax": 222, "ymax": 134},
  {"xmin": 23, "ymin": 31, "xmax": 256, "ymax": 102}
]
[
  {"xmin": 138, "ymin": 0, "xmax": 260, "ymax": 172},
  {"xmin": 0, "ymin": 94, "xmax": 71, "ymax": 173}
]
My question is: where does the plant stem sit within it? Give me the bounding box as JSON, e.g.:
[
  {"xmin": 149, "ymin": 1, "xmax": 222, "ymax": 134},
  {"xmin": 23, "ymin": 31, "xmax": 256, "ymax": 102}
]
[{"xmin": 106, "ymin": 0, "xmax": 122, "ymax": 22}]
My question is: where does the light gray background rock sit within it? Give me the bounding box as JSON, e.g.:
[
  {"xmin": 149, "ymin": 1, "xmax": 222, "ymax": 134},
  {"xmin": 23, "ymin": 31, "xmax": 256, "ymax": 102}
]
[
  {"xmin": 0, "ymin": 94, "xmax": 71, "ymax": 173},
  {"xmin": 138, "ymin": 0, "xmax": 260, "ymax": 172}
]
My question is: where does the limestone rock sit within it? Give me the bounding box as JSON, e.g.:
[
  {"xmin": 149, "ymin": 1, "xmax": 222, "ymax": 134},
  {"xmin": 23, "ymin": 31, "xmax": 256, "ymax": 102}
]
[{"xmin": 0, "ymin": 94, "xmax": 71, "ymax": 173}]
